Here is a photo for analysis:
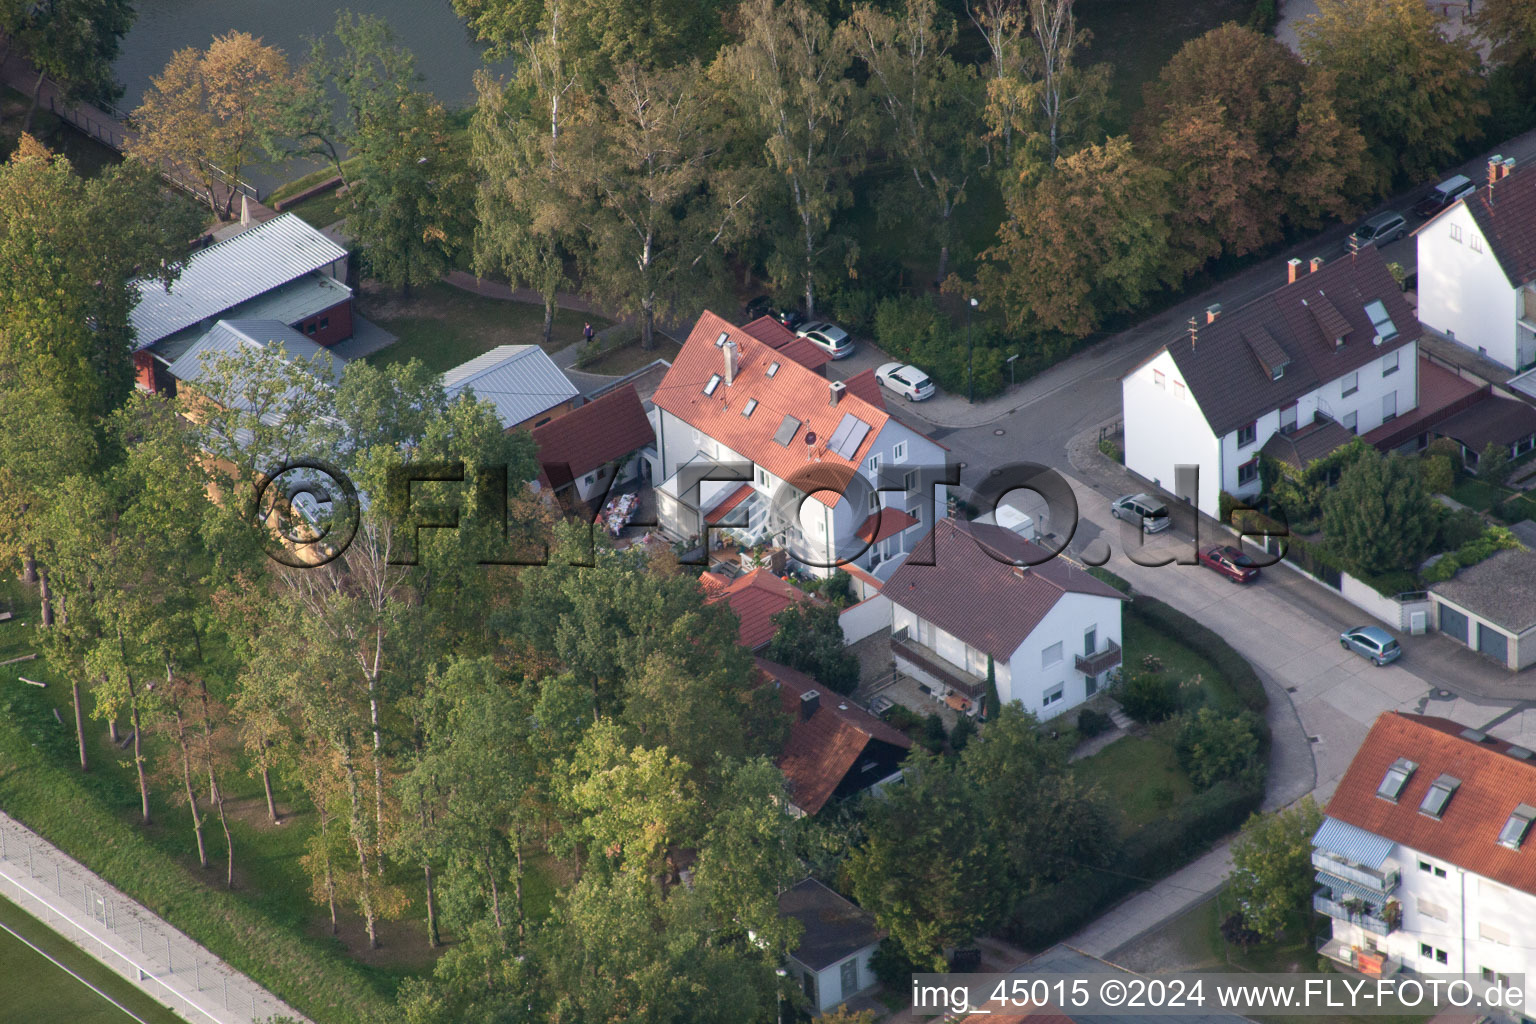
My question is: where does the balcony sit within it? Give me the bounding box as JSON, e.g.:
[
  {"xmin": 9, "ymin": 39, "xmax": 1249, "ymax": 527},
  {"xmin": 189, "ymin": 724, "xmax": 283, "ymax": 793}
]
[
  {"xmin": 1316, "ymin": 936, "xmax": 1404, "ymax": 977},
  {"xmin": 1076, "ymin": 639, "xmax": 1122, "ymax": 677},
  {"xmin": 1313, "ymin": 890, "xmax": 1397, "ymax": 935},
  {"xmin": 1312, "ymin": 851, "xmax": 1400, "ymax": 895},
  {"xmin": 890, "ymin": 634, "xmax": 986, "ymax": 699}
]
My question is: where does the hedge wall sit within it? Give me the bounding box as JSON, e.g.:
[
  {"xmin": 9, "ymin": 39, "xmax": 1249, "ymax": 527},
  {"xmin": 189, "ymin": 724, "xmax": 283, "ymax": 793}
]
[
  {"xmin": 1124, "ymin": 598, "xmax": 1268, "ymax": 716},
  {"xmin": 999, "ymin": 779, "xmax": 1264, "ymax": 950}
]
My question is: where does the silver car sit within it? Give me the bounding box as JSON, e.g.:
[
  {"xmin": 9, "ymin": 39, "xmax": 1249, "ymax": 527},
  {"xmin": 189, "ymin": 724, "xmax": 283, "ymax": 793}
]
[
  {"xmin": 796, "ymin": 321, "xmax": 855, "ymax": 360},
  {"xmin": 1351, "ymin": 211, "xmax": 1407, "ymax": 247},
  {"xmin": 1340, "ymin": 625, "xmax": 1402, "ymax": 666},
  {"xmin": 1111, "ymin": 493, "xmax": 1170, "ymax": 534}
]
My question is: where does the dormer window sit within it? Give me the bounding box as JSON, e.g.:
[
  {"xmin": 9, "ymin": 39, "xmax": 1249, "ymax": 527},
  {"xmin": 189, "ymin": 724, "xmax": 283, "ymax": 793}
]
[
  {"xmin": 1419, "ymin": 774, "xmax": 1460, "ymax": 820},
  {"xmin": 1497, "ymin": 804, "xmax": 1536, "ymax": 850},
  {"xmin": 1272, "ymin": 365, "xmax": 1284, "ymax": 380},
  {"xmin": 1376, "ymin": 757, "xmax": 1417, "ymax": 802},
  {"xmin": 703, "ymin": 374, "xmax": 722, "ymax": 396},
  {"xmin": 1364, "ymin": 300, "xmax": 1398, "ymax": 342}
]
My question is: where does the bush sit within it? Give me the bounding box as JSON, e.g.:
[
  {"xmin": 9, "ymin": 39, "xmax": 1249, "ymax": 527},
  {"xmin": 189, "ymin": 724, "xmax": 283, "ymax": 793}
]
[
  {"xmin": 1435, "ymin": 507, "xmax": 1484, "ymax": 552},
  {"xmin": 1000, "ymin": 779, "xmax": 1263, "ymax": 949},
  {"xmin": 1175, "ymin": 708, "xmax": 1266, "ymax": 790},
  {"xmin": 1425, "ymin": 524, "xmax": 1523, "ymax": 584},
  {"xmin": 869, "ymin": 936, "xmax": 919, "ymax": 990},
  {"xmin": 1117, "ymin": 671, "xmax": 1179, "ymax": 723},
  {"xmin": 1098, "ymin": 437, "xmax": 1123, "ymax": 462},
  {"xmin": 873, "ymin": 294, "xmax": 1009, "ymax": 400},
  {"xmin": 1478, "ymin": 442, "xmax": 1511, "ymax": 484},
  {"xmin": 1426, "ymin": 436, "xmax": 1464, "ymax": 469},
  {"xmin": 1247, "ymin": 0, "xmax": 1279, "ymax": 33},
  {"xmin": 1076, "ymin": 708, "xmax": 1113, "ymax": 738},
  {"xmin": 1087, "ymin": 566, "xmax": 1133, "ymax": 594},
  {"xmin": 1419, "ymin": 454, "xmax": 1455, "ymax": 495},
  {"xmin": 949, "ymin": 714, "xmax": 976, "ymax": 752},
  {"xmin": 886, "ymin": 703, "xmax": 925, "ymax": 735},
  {"xmin": 1221, "ymin": 911, "xmax": 1262, "ymax": 950},
  {"xmin": 824, "ymin": 284, "xmax": 880, "ymax": 334},
  {"xmin": 923, "ymin": 712, "xmax": 948, "ymax": 753}
]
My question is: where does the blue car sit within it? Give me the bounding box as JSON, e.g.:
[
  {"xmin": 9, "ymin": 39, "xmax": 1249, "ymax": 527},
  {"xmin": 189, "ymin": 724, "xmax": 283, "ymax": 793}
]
[{"xmin": 1340, "ymin": 625, "xmax": 1402, "ymax": 666}]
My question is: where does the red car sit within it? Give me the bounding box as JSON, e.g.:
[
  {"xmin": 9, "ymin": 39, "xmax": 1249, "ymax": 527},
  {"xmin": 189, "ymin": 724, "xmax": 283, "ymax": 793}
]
[{"xmin": 1198, "ymin": 545, "xmax": 1260, "ymax": 583}]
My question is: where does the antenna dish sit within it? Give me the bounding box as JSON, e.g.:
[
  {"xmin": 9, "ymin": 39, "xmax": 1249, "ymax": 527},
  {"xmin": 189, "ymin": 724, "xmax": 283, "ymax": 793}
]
[{"xmin": 804, "ymin": 432, "xmax": 817, "ymax": 446}]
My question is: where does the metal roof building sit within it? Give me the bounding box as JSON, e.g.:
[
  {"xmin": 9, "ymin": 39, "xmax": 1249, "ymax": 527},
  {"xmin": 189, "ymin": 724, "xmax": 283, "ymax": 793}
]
[
  {"xmin": 131, "ymin": 213, "xmax": 349, "ymax": 351},
  {"xmin": 167, "ymin": 319, "xmax": 344, "ymax": 398},
  {"xmin": 441, "ymin": 345, "xmax": 580, "ymax": 429}
]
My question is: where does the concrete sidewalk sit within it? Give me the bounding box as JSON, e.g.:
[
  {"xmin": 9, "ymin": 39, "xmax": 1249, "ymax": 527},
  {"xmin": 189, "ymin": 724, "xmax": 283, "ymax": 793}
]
[{"xmin": 0, "ymin": 812, "xmax": 309, "ymax": 1024}]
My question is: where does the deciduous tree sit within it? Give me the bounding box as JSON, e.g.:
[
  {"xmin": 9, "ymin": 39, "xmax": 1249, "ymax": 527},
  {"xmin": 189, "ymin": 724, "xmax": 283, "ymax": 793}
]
[
  {"xmin": 763, "ymin": 601, "xmax": 861, "ymax": 695},
  {"xmin": 1227, "ymin": 797, "xmax": 1323, "ymax": 939},
  {"xmin": 17, "ymin": 0, "xmax": 133, "ymax": 129},
  {"xmin": 1300, "ymin": 0, "xmax": 1487, "ymax": 188},
  {"xmin": 1322, "ymin": 448, "xmax": 1436, "ymax": 576},
  {"xmin": 129, "ymin": 33, "xmax": 291, "ymax": 217}
]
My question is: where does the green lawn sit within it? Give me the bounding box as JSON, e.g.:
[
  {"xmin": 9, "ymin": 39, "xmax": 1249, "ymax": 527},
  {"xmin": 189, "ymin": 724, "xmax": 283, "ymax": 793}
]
[
  {"xmin": 284, "ymin": 190, "xmax": 347, "ymax": 230},
  {"xmin": 1450, "ymin": 476, "xmax": 1511, "ymax": 512},
  {"xmin": 578, "ymin": 337, "xmax": 681, "ymax": 376},
  {"xmin": 0, "ymin": 897, "xmax": 187, "ymax": 1024},
  {"xmin": 362, "ymin": 282, "xmax": 611, "ymax": 370},
  {"xmin": 1072, "ymin": 728, "xmax": 1193, "ymax": 835},
  {"xmin": 1122, "ymin": 607, "xmax": 1243, "ymax": 713}
]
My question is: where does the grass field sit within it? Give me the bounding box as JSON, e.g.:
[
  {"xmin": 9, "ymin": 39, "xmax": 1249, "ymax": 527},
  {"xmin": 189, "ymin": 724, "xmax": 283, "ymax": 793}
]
[
  {"xmin": 578, "ymin": 337, "xmax": 681, "ymax": 376},
  {"xmin": 1122, "ymin": 607, "xmax": 1244, "ymax": 713},
  {"xmin": 0, "ymin": 897, "xmax": 187, "ymax": 1024},
  {"xmin": 1072, "ymin": 727, "xmax": 1194, "ymax": 835},
  {"xmin": 361, "ymin": 283, "xmax": 610, "ymax": 370}
]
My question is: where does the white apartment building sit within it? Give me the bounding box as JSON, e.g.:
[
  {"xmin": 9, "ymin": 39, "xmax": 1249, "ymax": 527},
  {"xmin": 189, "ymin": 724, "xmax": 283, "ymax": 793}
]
[
  {"xmin": 1122, "ymin": 247, "xmax": 1420, "ymax": 518},
  {"xmin": 1416, "ymin": 156, "xmax": 1536, "ymax": 373},
  {"xmin": 649, "ymin": 311, "xmax": 946, "ymax": 579},
  {"xmin": 1313, "ymin": 712, "xmax": 1536, "ymax": 1020}
]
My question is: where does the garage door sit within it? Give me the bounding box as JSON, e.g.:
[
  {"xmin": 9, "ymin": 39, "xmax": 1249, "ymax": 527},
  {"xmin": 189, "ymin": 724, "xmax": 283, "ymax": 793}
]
[
  {"xmin": 1438, "ymin": 604, "xmax": 1469, "ymax": 644},
  {"xmin": 1478, "ymin": 623, "xmax": 1509, "ymax": 664}
]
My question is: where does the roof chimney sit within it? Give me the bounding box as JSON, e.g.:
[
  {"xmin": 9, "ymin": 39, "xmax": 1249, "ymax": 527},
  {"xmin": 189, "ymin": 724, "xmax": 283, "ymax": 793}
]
[
  {"xmin": 1489, "ymin": 155, "xmax": 1504, "ymax": 186},
  {"xmin": 1503, "ymin": 157, "xmax": 1516, "ymax": 178},
  {"xmin": 723, "ymin": 340, "xmax": 738, "ymax": 386},
  {"xmin": 240, "ymin": 194, "xmax": 252, "ymax": 226},
  {"xmin": 800, "ymin": 689, "xmax": 821, "ymax": 720},
  {"xmin": 1287, "ymin": 258, "xmax": 1303, "ymax": 284},
  {"xmin": 829, "ymin": 380, "xmax": 846, "ymax": 407},
  {"xmin": 1206, "ymin": 303, "xmax": 1222, "ymax": 324},
  {"xmin": 1310, "ymin": 257, "xmax": 1324, "ymax": 274}
]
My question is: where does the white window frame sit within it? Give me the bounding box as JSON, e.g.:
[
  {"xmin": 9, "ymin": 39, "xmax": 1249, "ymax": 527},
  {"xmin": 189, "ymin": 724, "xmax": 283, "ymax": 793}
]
[
  {"xmin": 1382, "ymin": 392, "xmax": 1397, "ymax": 421},
  {"xmin": 1042, "ymin": 684, "xmax": 1064, "ymax": 707},
  {"xmin": 893, "ymin": 441, "xmax": 907, "ymax": 463},
  {"xmin": 1153, "ymin": 369, "xmax": 1166, "ymax": 389},
  {"xmin": 1382, "ymin": 350, "xmax": 1400, "ymax": 376},
  {"xmin": 867, "ymin": 453, "xmax": 881, "ymax": 474},
  {"xmin": 1042, "ymin": 641, "xmax": 1063, "ymax": 668},
  {"xmin": 1343, "ymin": 411, "xmax": 1358, "ymax": 434},
  {"xmin": 756, "ymin": 465, "xmax": 770, "ymax": 487},
  {"xmin": 1341, "ymin": 371, "xmax": 1358, "ymax": 397},
  {"xmin": 868, "ymin": 491, "xmax": 880, "ymax": 513},
  {"xmin": 1450, "ymin": 224, "xmax": 1463, "ymax": 243}
]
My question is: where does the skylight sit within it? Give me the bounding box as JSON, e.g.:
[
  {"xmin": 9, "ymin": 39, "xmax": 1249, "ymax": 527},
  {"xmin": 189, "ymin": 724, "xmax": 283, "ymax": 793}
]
[
  {"xmin": 703, "ymin": 373, "xmax": 722, "ymax": 396},
  {"xmin": 1497, "ymin": 804, "xmax": 1536, "ymax": 850},
  {"xmin": 1364, "ymin": 300, "xmax": 1397, "ymax": 341},
  {"xmin": 1376, "ymin": 757, "xmax": 1417, "ymax": 803},
  {"xmin": 1418, "ymin": 774, "xmax": 1460, "ymax": 820},
  {"xmin": 767, "ymin": 361, "xmax": 781, "ymax": 377},
  {"xmin": 715, "ymin": 332, "xmax": 730, "ymax": 347},
  {"xmin": 742, "ymin": 398, "xmax": 758, "ymax": 418}
]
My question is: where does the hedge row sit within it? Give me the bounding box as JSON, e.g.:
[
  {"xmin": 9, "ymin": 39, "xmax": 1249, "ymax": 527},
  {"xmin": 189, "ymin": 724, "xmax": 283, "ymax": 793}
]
[
  {"xmin": 0, "ymin": 696, "xmax": 392, "ymax": 1024},
  {"xmin": 1000, "ymin": 778, "xmax": 1263, "ymax": 950},
  {"xmin": 1125, "ymin": 598, "xmax": 1269, "ymax": 716}
]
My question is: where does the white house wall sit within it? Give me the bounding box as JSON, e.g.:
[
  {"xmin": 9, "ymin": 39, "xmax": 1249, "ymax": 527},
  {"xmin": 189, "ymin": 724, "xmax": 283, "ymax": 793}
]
[
  {"xmin": 1122, "ymin": 349, "xmax": 1222, "ymax": 516},
  {"xmin": 1417, "ymin": 203, "xmax": 1521, "ymax": 369},
  {"xmin": 1003, "ymin": 592, "xmax": 1122, "ymax": 720}
]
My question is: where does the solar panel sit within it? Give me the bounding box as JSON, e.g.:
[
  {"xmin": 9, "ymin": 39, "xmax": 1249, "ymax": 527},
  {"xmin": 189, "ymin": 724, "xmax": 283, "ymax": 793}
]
[
  {"xmin": 827, "ymin": 413, "xmax": 871, "ymax": 458},
  {"xmin": 773, "ymin": 414, "xmax": 802, "ymax": 446}
]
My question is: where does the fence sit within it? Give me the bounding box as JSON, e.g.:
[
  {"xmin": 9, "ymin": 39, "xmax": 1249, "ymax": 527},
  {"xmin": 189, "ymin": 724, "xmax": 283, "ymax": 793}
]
[{"xmin": 0, "ymin": 813, "xmax": 307, "ymax": 1024}]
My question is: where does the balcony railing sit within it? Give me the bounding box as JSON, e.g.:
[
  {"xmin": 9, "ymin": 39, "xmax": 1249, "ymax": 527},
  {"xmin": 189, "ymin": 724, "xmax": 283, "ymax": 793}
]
[
  {"xmin": 890, "ymin": 636, "xmax": 986, "ymax": 699},
  {"xmin": 1313, "ymin": 891, "xmax": 1397, "ymax": 935},
  {"xmin": 1312, "ymin": 851, "xmax": 1400, "ymax": 894},
  {"xmin": 1316, "ymin": 936, "xmax": 1403, "ymax": 976},
  {"xmin": 1076, "ymin": 639, "xmax": 1123, "ymax": 677}
]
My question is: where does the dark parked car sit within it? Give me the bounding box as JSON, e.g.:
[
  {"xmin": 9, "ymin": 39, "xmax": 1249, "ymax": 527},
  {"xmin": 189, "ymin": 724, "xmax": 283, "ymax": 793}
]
[
  {"xmin": 1413, "ymin": 174, "xmax": 1475, "ymax": 218},
  {"xmin": 1198, "ymin": 545, "xmax": 1260, "ymax": 583},
  {"xmin": 742, "ymin": 295, "xmax": 805, "ymax": 330},
  {"xmin": 1340, "ymin": 625, "xmax": 1403, "ymax": 666}
]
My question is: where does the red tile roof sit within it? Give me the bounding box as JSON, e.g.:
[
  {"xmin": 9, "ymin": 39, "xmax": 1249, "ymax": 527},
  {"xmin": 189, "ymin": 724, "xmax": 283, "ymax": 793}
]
[
  {"xmin": 740, "ymin": 315, "xmax": 831, "ymax": 371},
  {"xmin": 697, "ymin": 569, "xmax": 730, "ymax": 596},
  {"xmin": 705, "ymin": 568, "xmax": 809, "ymax": 651},
  {"xmin": 531, "ymin": 384, "xmax": 655, "ymax": 489},
  {"xmin": 885, "ymin": 519, "xmax": 1126, "ymax": 662},
  {"xmin": 653, "ymin": 311, "xmax": 891, "ymax": 507},
  {"xmin": 842, "ymin": 367, "xmax": 886, "ymax": 410},
  {"xmin": 759, "ymin": 658, "xmax": 911, "ymax": 814},
  {"xmin": 856, "ymin": 507, "xmax": 918, "ymax": 544},
  {"xmin": 1325, "ymin": 713, "xmax": 1536, "ymax": 894},
  {"xmin": 1463, "ymin": 163, "xmax": 1536, "ymax": 286},
  {"xmin": 703, "ymin": 483, "xmax": 755, "ymax": 525}
]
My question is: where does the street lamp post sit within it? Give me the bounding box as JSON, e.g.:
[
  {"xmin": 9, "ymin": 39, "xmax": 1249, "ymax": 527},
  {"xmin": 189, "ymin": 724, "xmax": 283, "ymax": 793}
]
[
  {"xmin": 1007, "ymin": 352, "xmax": 1019, "ymax": 389},
  {"xmin": 776, "ymin": 967, "xmax": 788, "ymax": 1024},
  {"xmin": 966, "ymin": 297, "xmax": 978, "ymax": 403}
]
